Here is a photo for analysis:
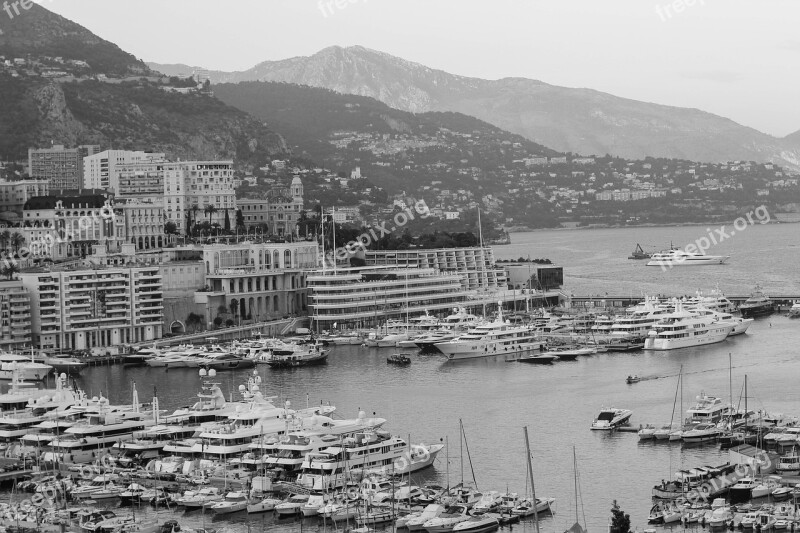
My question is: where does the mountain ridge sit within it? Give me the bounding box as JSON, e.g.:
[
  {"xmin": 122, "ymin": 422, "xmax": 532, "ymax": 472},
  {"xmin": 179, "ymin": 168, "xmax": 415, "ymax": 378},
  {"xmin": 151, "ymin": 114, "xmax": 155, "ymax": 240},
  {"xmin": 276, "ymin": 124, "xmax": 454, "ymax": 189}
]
[{"xmin": 148, "ymin": 45, "xmax": 800, "ymax": 171}]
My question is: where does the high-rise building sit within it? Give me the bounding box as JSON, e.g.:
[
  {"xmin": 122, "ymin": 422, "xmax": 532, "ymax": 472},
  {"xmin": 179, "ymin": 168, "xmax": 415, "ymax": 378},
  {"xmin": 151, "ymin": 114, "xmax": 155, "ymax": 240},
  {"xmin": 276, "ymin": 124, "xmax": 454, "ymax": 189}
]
[
  {"xmin": 21, "ymin": 266, "xmax": 163, "ymax": 350},
  {"xmin": 83, "ymin": 150, "xmax": 166, "ymax": 192},
  {"xmin": 28, "ymin": 145, "xmax": 100, "ymax": 189},
  {"xmin": 117, "ymin": 160, "xmax": 236, "ymax": 234},
  {"xmin": 0, "ymin": 280, "xmax": 32, "ymax": 350}
]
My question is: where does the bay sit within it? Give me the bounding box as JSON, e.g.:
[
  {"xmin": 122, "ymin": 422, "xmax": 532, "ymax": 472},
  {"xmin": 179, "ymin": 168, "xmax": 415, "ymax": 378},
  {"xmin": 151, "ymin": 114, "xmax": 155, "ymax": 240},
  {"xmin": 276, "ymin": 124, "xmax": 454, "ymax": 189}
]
[{"xmin": 23, "ymin": 224, "xmax": 800, "ymax": 532}]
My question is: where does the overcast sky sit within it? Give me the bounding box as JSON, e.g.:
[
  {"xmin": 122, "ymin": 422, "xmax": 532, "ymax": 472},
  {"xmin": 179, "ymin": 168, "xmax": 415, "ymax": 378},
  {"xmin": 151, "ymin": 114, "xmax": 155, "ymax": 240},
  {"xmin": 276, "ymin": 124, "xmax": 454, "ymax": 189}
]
[{"xmin": 40, "ymin": 0, "xmax": 800, "ymax": 137}]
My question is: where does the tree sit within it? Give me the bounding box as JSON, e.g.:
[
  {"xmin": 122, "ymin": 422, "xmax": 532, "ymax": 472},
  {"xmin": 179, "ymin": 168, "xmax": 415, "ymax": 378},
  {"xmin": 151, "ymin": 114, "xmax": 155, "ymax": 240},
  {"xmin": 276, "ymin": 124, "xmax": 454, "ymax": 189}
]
[
  {"xmin": 229, "ymin": 300, "xmax": 238, "ymax": 317},
  {"xmin": 225, "ymin": 318, "xmax": 235, "ymax": 327},
  {"xmin": 191, "ymin": 204, "xmax": 200, "ymax": 227},
  {"xmin": 164, "ymin": 221, "xmax": 178, "ymax": 235},
  {"xmin": 235, "ymin": 209, "xmax": 245, "ymax": 229},
  {"xmin": 216, "ymin": 304, "xmax": 228, "ymax": 316},
  {"xmin": 10, "ymin": 233, "xmax": 24, "ymax": 251},
  {"xmin": 224, "ymin": 209, "xmax": 231, "ymax": 231},
  {"xmin": 0, "ymin": 230, "xmax": 10, "ymax": 250},
  {"xmin": 213, "ymin": 316, "xmax": 223, "ymax": 328},
  {"xmin": 1, "ymin": 263, "xmax": 19, "ymax": 280},
  {"xmin": 204, "ymin": 204, "xmax": 217, "ymax": 224},
  {"xmin": 186, "ymin": 312, "xmax": 204, "ymax": 332},
  {"xmin": 609, "ymin": 502, "xmax": 631, "ymax": 533}
]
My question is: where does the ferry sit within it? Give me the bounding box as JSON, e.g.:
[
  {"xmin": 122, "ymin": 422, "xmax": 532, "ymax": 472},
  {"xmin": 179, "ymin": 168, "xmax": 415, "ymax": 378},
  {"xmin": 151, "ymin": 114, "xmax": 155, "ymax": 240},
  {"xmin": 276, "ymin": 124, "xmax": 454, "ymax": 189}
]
[
  {"xmin": 646, "ymin": 246, "xmax": 729, "ymax": 267},
  {"xmin": 644, "ymin": 305, "xmax": 734, "ymax": 350},
  {"xmin": 296, "ymin": 430, "xmax": 443, "ymax": 491},
  {"xmin": 435, "ymin": 307, "xmax": 544, "ymax": 361}
]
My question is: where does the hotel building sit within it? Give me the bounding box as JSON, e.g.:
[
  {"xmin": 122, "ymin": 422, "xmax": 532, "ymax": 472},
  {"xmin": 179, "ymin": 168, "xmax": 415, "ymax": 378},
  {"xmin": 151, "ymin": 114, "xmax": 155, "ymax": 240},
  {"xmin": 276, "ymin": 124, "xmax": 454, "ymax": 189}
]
[
  {"xmin": 194, "ymin": 241, "xmax": 317, "ymax": 326},
  {"xmin": 0, "ymin": 280, "xmax": 33, "ymax": 350},
  {"xmin": 238, "ymin": 176, "xmax": 304, "ymax": 237},
  {"xmin": 83, "ymin": 150, "xmax": 165, "ymax": 192},
  {"xmin": 116, "ymin": 160, "xmax": 236, "ymax": 234},
  {"xmin": 21, "ymin": 266, "xmax": 163, "ymax": 350}
]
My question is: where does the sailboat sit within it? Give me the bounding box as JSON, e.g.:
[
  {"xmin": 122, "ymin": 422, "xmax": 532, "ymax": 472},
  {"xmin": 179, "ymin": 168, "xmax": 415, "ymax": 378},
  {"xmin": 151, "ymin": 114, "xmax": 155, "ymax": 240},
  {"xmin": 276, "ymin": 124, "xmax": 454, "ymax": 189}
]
[
  {"xmin": 653, "ymin": 367, "xmax": 682, "ymax": 440},
  {"xmin": 564, "ymin": 447, "xmax": 588, "ymax": 533},
  {"xmin": 512, "ymin": 427, "xmax": 555, "ymax": 517}
]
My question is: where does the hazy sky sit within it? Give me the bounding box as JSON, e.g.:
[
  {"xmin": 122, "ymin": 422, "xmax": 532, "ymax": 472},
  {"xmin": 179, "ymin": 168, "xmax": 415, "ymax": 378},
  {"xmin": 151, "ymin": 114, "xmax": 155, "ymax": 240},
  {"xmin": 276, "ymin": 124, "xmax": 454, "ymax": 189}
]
[{"xmin": 39, "ymin": 0, "xmax": 800, "ymax": 137}]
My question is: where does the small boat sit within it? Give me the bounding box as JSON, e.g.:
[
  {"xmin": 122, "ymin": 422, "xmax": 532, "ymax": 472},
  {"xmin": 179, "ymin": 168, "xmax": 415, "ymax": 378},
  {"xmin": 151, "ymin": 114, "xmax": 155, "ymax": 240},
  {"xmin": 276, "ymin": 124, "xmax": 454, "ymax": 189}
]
[
  {"xmin": 516, "ymin": 354, "xmax": 559, "ymax": 364},
  {"xmin": 638, "ymin": 425, "xmax": 657, "ymax": 440},
  {"xmin": 275, "ymin": 494, "xmax": 310, "ymax": 516},
  {"xmin": 397, "ymin": 504, "xmax": 446, "ymax": 530},
  {"xmin": 208, "ymin": 491, "xmax": 249, "ymax": 514},
  {"xmin": 387, "ymin": 353, "xmax": 412, "ymax": 366},
  {"xmin": 452, "ymin": 514, "xmax": 500, "ymax": 533},
  {"xmin": 628, "ymin": 243, "xmax": 652, "ymax": 260},
  {"xmin": 772, "ymin": 486, "xmax": 792, "ymax": 501},
  {"xmin": 247, "ymin": 496, "xmax": 282, "ymax": 514},
  {"xmin": 788, "ymin": 302, "xmax": 800, "ymax": 318},
  {"xmin": 511, "ymin": 497, "xmax": 554, "ymax": 516},
  {"xmin": 739, "ymin": 286, "xmax": 775, "ymax": 318},
  {"xmin": 626, "ymin": 375, "xmax": 640, "ymax": 384},
  {"xmin": 591, "ymin": 407, "xmax": 633, "ymax": 430}
]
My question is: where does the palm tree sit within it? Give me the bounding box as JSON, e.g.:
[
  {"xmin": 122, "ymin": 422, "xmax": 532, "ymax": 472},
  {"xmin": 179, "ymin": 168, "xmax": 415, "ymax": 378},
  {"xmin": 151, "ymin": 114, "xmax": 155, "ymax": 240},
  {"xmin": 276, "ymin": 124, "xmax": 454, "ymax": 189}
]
[
  {"xmin": 0, "ymin": 230, "xmax": 10, "ymax": 251},
  {"xmin": 204, "ymin": 204, "xmax": 217, "ymax": 224},
  {"xmin": 10, "ymin": 233, "xmax": 24, "ymax": 252},
  {"xmin": 1, "ymin": 263, "xmax": 20, "ymax": 280}
]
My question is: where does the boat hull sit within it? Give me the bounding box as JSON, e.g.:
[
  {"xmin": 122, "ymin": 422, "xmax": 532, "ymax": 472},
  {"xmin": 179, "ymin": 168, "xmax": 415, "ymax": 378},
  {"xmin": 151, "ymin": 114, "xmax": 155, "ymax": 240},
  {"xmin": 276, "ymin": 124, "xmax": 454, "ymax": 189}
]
[
  {"xmin": 644, "ymin": 326, "xmax": 732, "ymax": 350},
  {"xmin": 646, "ymin": 256, "xmax": 729, "ymax": 266}
]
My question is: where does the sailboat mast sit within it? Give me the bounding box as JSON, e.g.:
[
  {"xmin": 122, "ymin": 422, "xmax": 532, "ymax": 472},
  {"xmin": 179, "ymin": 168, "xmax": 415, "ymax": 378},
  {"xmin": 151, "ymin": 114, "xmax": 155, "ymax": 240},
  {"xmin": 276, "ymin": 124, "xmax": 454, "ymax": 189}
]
[
  {"xmin": 524, "ymin": 427, "xmax": 540, "ymax": 533},
  {"xmin": 573, "ymin": 446, "xmax": 579, "ymax": 524},
  {"xmin": 459, "ymin": 419, "xmax": 464, "ymax": 484}
]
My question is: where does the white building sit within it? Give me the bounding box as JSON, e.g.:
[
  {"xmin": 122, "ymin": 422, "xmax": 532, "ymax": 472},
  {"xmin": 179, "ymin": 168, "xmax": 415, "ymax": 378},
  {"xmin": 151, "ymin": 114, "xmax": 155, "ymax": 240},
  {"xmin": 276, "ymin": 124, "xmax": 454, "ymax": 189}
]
[
  {"xmin": 83, "ymin": 150, "xmax": 166, "ymax": 192},
  {"xmin": 21, "ymin": 266, "xmax": 163, "ymax": 351}
]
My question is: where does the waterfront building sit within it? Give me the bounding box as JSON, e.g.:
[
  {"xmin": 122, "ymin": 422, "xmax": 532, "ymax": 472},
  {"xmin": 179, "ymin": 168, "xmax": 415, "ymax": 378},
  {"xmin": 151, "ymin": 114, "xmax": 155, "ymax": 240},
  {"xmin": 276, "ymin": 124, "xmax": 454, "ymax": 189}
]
[
  {"xmin": 0, "ymin": 280, "xmax": 32, "ymax": 350},
  {"xmin": 307, "ymin": 266, "xmax": 474, "ymax": 329},
  {"xmin": 504, "ymin": 263, "xmax": 564, "ymax": 290},
  {"xmin": 158, "ymin": 258, "xmax": 206, "ymax": 335},
  {"xmin": 117, "ymin": 160, "xmax": 236, "ymax": 235},
  {"xmin": 0, "ymin": 179, "xmax": 49, "ymax": 215},
  {"xmin": 20, "ymin": 266, "xmax": 163, "ymax": 350},
  {"xmin": 193, "ymin": 241, "xmax": 317, "ymax": 327},
  {"xmin": 83, "ymin": 150, "xmax": 166, "ymax": 192},
  {"xmin": 21, "ymin": 195, "xmax": 125, "ymax": 260},
  {"xmin": 28, "ymin": 145, "xmax": 100, "ymax": 190},
  {"xmin": 363, "ymin": 247, "xmax": 508, "ymax": 292},
  {"xmin": 238, "ymin": 176, "xmax": 304, "ymax": 237}
]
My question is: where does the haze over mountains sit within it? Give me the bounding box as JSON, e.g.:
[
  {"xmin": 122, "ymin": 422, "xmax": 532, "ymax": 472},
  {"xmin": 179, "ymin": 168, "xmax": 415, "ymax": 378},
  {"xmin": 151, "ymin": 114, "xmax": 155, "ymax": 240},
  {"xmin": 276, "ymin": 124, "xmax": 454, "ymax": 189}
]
[{"xmin": 150, "ymin": 46, "xmax": 800, "ymax": 171}]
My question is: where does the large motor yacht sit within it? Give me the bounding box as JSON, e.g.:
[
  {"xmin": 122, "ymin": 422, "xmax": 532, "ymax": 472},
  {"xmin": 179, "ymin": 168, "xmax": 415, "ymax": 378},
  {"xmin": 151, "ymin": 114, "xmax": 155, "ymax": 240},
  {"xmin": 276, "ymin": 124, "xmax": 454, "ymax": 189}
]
[
  {"xmin": 435, "ymin": 307, "xmax": 543, "ymax": 361},
  {"xmin": 644, "ymin": 304, "xmax": 734, "ymax": 350},
  {"xmin": 646, "ymin": 246, "xmax": 729, "ymax": 267}
]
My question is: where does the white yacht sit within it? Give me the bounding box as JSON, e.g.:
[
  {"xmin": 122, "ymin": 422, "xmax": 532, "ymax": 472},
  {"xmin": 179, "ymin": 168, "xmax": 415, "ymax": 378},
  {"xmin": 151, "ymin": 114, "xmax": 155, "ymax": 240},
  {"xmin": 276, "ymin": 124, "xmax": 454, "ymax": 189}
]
[
  {"xmin": 0, "ymin": 353, "xmax": 53, "ymax": 381},
  {"xmin": 684, "ymin": 290, "xmax": 738, "ymax": 314},
  {"xmin": 435, "ymin": 307, "xmax": 544, "ymax": 360},
  {"xmin": 296, "ymin": 430, "xmax": 444, "ymax": 492},
  {"xmin": 609, "ymin": 300, "xmax": 673, "ymax": 339},
  {"xmin": 646, "ymin": 246, "xmax": 729, "ymax": 267},
  {"xmin": 686, "ymin": 393, "xmax": 731, "ymax": 424},
  {"xmin": 682, "ymin": 422, "xmax": 722, "ymax": 444},
  {"xmin": 644, "ymin": 305, "xmax": 734, "ymax": 350},
  {"xmin": 689, "ymin": 308, "xmax": 753, "ymax": 336},
  {"xmin": 590, "ymin": 407, "xmax": 633, "ymax": 430}
]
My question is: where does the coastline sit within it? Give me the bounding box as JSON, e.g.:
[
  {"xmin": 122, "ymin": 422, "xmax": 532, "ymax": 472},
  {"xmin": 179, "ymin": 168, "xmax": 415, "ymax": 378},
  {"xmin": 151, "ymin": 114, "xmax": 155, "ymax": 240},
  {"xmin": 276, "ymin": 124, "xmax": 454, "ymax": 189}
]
[{"xmin": 504, "ymin": 219, "xmax": 797, "ymax": 233}]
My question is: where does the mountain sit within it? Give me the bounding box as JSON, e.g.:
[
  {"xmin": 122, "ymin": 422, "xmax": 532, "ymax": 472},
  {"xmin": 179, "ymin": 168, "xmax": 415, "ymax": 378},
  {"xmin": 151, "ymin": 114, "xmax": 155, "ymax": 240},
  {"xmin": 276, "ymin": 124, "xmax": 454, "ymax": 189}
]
[
  {"xmin": 150, "ymin": 46, "xmax": 800, "ymax": 171},
  {"xmin": 0, "ymin": 5, "xmax": 287, "ymax": 164},
  {"xmin": 213, "ymin": 81, "xmax": 558, "ymax": 193},
  {"xmin": 0, "ymin": 3, "xmax": 147, "ymax": 76}
]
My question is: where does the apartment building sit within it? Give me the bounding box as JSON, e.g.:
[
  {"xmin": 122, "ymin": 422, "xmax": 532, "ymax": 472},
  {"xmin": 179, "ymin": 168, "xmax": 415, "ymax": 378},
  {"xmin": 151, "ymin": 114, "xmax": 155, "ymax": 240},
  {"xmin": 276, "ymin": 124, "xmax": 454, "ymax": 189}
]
[
  {"xmin": 21, "ymin": 266, "xmax": 163, "ymax": 351},
  {"xmin": 0, "ymin": 280, "xmax": 32, "ymax": 350},
  {"xmin": 28, "ymin": 145, "xmax": 100, "ymax": 190},
  {"xmin": 0, "ymin": 179, "xmax": 49, "ymax": 214}
]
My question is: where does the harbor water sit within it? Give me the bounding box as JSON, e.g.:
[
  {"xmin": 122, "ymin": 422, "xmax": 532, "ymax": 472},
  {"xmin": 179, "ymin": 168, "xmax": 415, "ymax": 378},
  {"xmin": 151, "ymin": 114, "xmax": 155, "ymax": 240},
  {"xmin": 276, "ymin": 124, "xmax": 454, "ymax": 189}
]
[{"xmin": 12, "ymin": 225, "xmax": 800, "ymax": 532}]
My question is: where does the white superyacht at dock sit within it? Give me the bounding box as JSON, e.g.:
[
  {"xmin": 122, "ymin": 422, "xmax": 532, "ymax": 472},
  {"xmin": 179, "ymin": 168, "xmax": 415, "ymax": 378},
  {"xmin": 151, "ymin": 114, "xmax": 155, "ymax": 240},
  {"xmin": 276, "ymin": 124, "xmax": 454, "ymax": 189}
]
[
  {"xmin": 435, "ymin": 307, "xmax": 543, "ymax": 361},
  {"xmin": 644, "ymin": 304, "xmax": 734, "ymax": 350}
]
